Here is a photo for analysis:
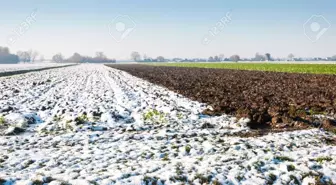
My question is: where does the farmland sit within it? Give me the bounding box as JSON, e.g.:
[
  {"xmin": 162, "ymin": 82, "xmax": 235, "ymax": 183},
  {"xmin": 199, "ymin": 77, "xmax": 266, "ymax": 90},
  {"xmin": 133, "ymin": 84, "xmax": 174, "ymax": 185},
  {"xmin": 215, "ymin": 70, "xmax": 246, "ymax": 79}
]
[
  {"xmin": 108, "ymin": 64, "xmax": 336, "ymax": 131},
  {"xmin": 151, "ymin": 62, "xmax": 336, "ymax": 74},
  {"xmin": 0, "ymin": 63, "xmax": 75, "ymax": 77},
  {"xmin": 0, "ymin": 64, "xmax": 335, "ymax": 184}
]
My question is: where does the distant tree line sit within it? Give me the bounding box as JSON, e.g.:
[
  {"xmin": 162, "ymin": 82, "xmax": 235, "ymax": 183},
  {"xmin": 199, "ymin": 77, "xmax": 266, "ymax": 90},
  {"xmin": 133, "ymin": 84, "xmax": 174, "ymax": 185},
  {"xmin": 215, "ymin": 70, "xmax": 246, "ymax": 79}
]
[
  {"xmin": 0, "ymin": 46, "xmax": 44, "ymax": 64},
  {"xmin": 131, "ymin": 51, "xmax": 336, "ymax": 62},
  {"xmin": 17, "ymin": 50, "xmax": 40, "ymax": 63},
  {"xmin": 133, "ymin": 52, "xmax": 166, "ymax": 62},
  {"xmin": 52, "ymin": 52, "xmax": 116, "ymax": 63},
  {"xmin": 1, "ymin": 46, "xmax": 336, "ymax": 64},
  {"xmin": 131, "ymin": 52, "xmax": 271, "ymax": 63},
  {"xmin": 0, "ymin": 46, "xmax": 117, "ymax": 64}
]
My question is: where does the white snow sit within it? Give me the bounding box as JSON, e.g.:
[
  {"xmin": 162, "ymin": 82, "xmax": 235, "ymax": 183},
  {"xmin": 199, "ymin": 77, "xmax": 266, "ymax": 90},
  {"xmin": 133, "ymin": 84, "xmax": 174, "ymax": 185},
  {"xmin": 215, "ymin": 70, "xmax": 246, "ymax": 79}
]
[
  {"xmin": 0, "ymin": 64, "xmax": 335, "ymax": 185},
  {"xmin": 0, "ymin": 63, "xmax": 73, "ymax": 74}
]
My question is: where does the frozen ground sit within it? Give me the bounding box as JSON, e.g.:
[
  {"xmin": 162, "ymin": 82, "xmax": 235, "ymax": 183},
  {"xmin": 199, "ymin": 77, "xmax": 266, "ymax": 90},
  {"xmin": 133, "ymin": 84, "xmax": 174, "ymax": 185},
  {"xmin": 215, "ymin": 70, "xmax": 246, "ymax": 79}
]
[
  {"xmin": 0, "ymin": 64, "xmax": 335, "ymax": 185},
  {"xmin": 0, "ymin": 63, "xmax": 73, "ymax": 74}
]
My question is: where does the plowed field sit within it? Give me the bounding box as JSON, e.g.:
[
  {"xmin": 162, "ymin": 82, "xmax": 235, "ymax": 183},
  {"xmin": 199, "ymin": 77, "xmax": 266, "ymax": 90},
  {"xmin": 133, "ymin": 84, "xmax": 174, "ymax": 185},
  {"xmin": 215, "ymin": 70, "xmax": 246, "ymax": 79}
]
[{"xmin": 107, "ymin": 64, "xmax": 336, "ymax": 131}]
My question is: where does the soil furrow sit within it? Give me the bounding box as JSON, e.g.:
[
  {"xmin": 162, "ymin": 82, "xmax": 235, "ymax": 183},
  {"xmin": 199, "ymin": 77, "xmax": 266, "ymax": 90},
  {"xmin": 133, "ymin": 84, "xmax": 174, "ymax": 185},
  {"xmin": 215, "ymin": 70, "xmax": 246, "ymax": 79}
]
[{"xmin": 107, "ymin": 64, "xmax": 336, "ymax": 131}]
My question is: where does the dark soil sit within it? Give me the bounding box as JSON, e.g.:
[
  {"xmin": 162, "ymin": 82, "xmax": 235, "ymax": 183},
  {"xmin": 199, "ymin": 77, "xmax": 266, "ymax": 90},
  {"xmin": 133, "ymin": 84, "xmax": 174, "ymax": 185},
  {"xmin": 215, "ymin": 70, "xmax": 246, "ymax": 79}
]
[{"xmin": 106, "ymin": 64, "xmax": 336, "ymax": 131}]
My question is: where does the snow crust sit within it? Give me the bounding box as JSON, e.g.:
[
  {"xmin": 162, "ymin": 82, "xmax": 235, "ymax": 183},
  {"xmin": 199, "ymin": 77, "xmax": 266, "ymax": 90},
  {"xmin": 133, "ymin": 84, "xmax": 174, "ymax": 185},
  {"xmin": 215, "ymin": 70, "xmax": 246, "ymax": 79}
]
[{"xmin": 0, "ymin": 63, "xmax": 72, "ymax": 74}]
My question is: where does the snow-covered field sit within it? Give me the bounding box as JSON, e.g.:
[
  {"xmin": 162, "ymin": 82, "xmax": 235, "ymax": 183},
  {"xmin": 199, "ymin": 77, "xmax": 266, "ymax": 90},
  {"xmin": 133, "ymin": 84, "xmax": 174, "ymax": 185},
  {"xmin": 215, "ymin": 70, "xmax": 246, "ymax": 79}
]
[
  {"xmin": 0, "ymin": 63, "xmax": 73, "ymax": 74},
  {"xmin": 0, "ymin": 64, "xmax": 335, "ymax": 185}
]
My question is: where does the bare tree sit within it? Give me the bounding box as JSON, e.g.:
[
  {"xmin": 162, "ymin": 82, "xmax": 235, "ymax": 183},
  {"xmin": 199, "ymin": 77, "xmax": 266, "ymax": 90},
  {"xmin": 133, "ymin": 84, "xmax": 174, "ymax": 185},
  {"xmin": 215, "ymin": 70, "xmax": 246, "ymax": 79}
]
[
  {"xmin": 96, "ymin": 52, "xmax": 107, "ymax": 59},
  {"xmin": 143, "ymin": 54, "xmax": 148, "ymax": 60},
  {"xmin": 288, "ymin": 53, "xmax": 295, "ymax": 61},
  {"xmin": 331, "ymin": 55, "xmax": 336, "ymax": 61},
  {"xmin": 52, "ymin": 53, "xmax": 65, "ymax": 63},
  {"xmin": 254, "ymin": 52, "xmax": 266, "ymax": 61},
  {"xmin": 156, "ymin": 56, "xmax": 165, "ymax": 62},
  {"xmin": 68, "ymin": 53, "xmax": 82, "ymax": 63},
  {"xmin": 0, "ymin": 47, "xmax": 10, "ymax": 55},
  {"xmin": 17, "ymin": 50, "xmax": 39, "ymax": 63},
  {"xmin": 208, "ymin": 56, "xmax": 214, "ymax": 62},
  {"xmin": 30, "ymin": 50, "xmax": 39, "ymax": 63},
  {"xmin": 17, "ymin": 51, "xmax": 31, "ymax": 63},
  {"xmin": 131, "ymin": 51, "xmax": 141, "ymax": 62},
  {"xmin": 230, "ymin": 55, "xmax": 240, "ymax": 62},
  {"xmin": 265, "ymin": 53, "xmax": 271, "ymax": 61},
  {"xmin": 219, "ymin": 54, "xmax": 225, "ymax": 61}
]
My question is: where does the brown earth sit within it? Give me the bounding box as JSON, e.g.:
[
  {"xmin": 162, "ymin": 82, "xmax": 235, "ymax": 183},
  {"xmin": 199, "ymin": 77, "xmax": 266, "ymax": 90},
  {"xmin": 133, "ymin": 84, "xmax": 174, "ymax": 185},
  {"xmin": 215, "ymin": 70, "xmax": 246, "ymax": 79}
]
[{"xmin": 106, "ymin": 64, "xmax": 336, "ymax": 131}]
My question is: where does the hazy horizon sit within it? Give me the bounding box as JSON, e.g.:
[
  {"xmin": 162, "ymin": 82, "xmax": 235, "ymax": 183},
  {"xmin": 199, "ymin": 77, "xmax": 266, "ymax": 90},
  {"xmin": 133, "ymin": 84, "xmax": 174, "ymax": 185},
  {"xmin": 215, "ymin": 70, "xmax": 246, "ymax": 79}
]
[{"xmin": 1, "ymin": 0, "xmax": 335, "ymax": 60}]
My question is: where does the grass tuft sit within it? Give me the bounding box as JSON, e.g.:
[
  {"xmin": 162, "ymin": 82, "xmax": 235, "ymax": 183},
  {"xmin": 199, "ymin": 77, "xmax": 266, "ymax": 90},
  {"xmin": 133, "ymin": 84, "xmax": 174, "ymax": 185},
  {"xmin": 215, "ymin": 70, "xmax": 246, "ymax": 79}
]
[
  {"xmin": 315, "ymin": 157, "xmax": 332, "ymax": 163},
  {"xmin": 267, "ymin": 173, "xmax": 277, "ymax": 184},
  {"xmin": 274, "ymin": 156, "xmax": 294, "ymax": 162},
  {"xmin": 287, "ymin": 164, "xmax": 296, "ymax": 171},
  {"xmin": 75, "ymin": 114, "xmax": 88, "ymax": 125},
  {"xmin": 185, "ymin": 145, "xmax": 191, "ymax": 154},
  {"xmin": 0, "ymin": 116, "xmax": 5, "ymax": 125},
  {"xmin": 194, "ymin": 173, "xmax": 211, "ymax": 184}
]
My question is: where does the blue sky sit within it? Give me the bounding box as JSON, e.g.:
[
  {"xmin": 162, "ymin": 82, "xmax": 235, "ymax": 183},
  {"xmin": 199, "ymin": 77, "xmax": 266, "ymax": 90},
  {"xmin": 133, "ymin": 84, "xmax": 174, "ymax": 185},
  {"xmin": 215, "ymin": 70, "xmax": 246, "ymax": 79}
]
[{"xmin": 0, "ymin": 0, "xmax": 335, "ymax": 59}]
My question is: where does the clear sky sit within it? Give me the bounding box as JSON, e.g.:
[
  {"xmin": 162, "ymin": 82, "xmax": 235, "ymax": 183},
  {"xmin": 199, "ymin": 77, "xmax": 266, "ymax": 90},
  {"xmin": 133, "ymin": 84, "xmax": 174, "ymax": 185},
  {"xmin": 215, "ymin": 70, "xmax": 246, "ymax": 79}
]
[{"xmin": 0, "ymin": 0, "xmax": 335, "ymax": 59}]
